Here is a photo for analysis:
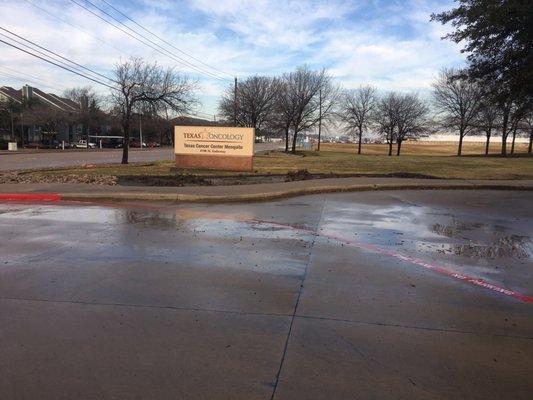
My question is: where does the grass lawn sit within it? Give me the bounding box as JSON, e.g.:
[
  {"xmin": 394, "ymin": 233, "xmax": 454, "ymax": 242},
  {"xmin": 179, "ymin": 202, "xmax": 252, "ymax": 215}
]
[
  {"xmin": 318, "ymin": 141, "xmax": 530, "ymax": 156},
  {"xmin": 12, "ymin": 142, "xmax": 532, "ymax": 182}
]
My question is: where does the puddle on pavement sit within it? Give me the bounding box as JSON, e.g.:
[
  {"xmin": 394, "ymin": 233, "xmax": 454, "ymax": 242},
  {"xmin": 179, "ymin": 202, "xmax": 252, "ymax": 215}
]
[
  {"xmin": 319, "ymin": 197, "xmax": 532, "ymax": 292},
  {"xmin": 1, "ymin": 197, "xmax": 531, "ymax": 290},
  {"xmin": 0, "ymin": 203, "xmax": 314, "ymax": 277},
  {"xmin": 0, "ymin": 204, "xmax": 120, "ymax": 224}
]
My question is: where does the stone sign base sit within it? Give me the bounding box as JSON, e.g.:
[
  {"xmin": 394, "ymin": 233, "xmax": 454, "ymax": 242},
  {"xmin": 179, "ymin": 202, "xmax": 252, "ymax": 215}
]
[{"xmin": 175, "ymin": 154, "xmax": 253, "ymax": 172}]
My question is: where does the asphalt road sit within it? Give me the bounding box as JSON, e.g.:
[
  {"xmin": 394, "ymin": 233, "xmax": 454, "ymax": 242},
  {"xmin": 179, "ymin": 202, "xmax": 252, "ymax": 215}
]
[
  {"xmin": 0, "ymin": 142, "xmax": 282, "ymax": 171},
  {"xmin": 0, "ymin": 190, "xmax": 532, "ymax": 399}
]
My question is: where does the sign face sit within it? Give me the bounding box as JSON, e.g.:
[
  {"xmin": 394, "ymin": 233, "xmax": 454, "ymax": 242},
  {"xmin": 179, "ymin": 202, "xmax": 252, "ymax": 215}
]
[{"xmin": 174, "ymin": 126, "xmax": 254, "ymax": 157}]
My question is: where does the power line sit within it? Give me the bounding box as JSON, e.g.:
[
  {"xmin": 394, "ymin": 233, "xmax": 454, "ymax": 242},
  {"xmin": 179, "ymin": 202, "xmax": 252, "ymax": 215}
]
[
  {"xmin": 0, "ymin": 38, "xmax": 116, "ymax": 89},
  {"xmin": 22, "ymin": 0, "xmax": 129, "ymax": 57},
  {"xmin": 0, "ymin": 64, "xmax": 67, "ymax": 85},
  {"xmin": 0, "ymin": 32, "xmax": 114, "ymax": 89},
  {"xmin": 76, "ymin": 0, "xmax": 229, "ymax": 81},
  {"xmin": 0, "ymin": 67, "xmax": 69, "ymax": 92},
  {"xmin": 0, "ymin": 26, "xmax": 116, "ymax": 84},
  {"xmin": 99, "ymin": 0, "xmax": 234, "ymax": 79},
  {"xmin": 0, "ymin": 68, "xmax": 215, "ymax": 120},
  {"xmin": 68, "ymin": 0, "xmax": 229, "ymax": 81}
]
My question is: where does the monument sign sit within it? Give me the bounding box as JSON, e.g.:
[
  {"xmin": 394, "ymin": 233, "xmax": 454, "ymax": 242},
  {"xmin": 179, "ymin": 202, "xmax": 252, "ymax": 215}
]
[{"xmin": 174, "ymin": 126, "xmax": 254, "ymax": 171}]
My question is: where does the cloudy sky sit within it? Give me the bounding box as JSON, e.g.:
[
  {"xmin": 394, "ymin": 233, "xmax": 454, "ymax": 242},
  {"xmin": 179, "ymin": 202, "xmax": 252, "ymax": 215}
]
[{"xmin": 0, "ymin": 0, "xmax": 464, "ymax": 117}]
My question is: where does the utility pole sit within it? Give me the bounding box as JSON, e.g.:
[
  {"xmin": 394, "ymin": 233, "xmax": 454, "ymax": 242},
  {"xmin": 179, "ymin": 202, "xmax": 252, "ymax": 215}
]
[
  {"xmin": 234, "ymin": 77, "xmax": 238, "ymax": 126},
  {"xmin": 317, "ymin": 88, "xmax": 322, "ymax": 151}
]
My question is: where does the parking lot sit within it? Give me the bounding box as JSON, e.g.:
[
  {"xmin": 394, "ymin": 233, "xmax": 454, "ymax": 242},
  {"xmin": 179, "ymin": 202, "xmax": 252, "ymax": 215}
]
[{"xmin": 0, "ymin": 190, "xmax": 532, "ymax": 399}]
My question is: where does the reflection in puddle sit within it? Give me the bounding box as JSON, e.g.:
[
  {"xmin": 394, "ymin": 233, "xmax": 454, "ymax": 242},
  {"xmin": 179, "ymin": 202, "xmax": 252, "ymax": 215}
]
[
  {"xmin": 323, "ymin": 199, "xmax": 532, "ymax": 263},
  {"xmin": 123, "ymin": 210, "xmax": 186, "ymax": 230}
]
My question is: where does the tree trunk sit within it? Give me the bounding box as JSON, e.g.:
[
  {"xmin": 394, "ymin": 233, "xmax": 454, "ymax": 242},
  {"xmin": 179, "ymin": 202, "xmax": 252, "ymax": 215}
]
[
  {"xmin": 284, "ymin": 127, "xmax": 289, "ymax": 152},
  {"xmin": 121, "ymin": 117, "xmax": 130, "ymax": 164},
  {"xmin": 357, "ymin": 126, "xmax": 362, "ymax": 155},
  {"xmin": 291, "ymin": 130, "xmax": 298, "ymax": 154},
  {"xmin": 511, "ymin": 127, "xmax": 517, "ymax": 154},
  {"xmin": 317, "ymin": 91, "xmax": 322, "ymax": 151},
  {"xmin": 501, "ymin": 112, "xmax": 509, "ymax": 156},
  {"xmin": 529, "ymin": 130, "xmax": 532, "ymax": 154},
  {"xmin": 457, "ymin": 133, "xmax": 464, "ymax": 156},
  {"xmin": 396, "ymin": 140, "xmax": 402, "ymax": 156},
  {"xmin": 387, "ymin": 127, "xmax": 393, "ymax": 156},
  {"xmin": 485, "ymin": 131, "xmax": 491, "ymax": 156},
  {"xmin": 317, "ymin": 122, "xmax": 321, "ymax": 151}
]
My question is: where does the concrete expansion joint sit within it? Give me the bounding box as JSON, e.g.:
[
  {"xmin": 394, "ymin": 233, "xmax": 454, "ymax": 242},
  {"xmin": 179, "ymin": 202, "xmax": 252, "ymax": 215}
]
[
  {"xmin": 1, "ymin": 296, "xmax": 531, "ymax": 341},
  {"xmin": 269, "ymin": 197, "xmax": 326, "ymax": 400}
]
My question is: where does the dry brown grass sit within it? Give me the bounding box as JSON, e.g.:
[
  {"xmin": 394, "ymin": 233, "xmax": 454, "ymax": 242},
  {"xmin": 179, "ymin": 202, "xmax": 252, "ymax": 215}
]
[
  {"xmin": 318, "ymin": 141, "xmax": 530, "ymax": 156},
  {"xmin": 11, "ymin": 142, "xmax": 533, "ymax": 182}
]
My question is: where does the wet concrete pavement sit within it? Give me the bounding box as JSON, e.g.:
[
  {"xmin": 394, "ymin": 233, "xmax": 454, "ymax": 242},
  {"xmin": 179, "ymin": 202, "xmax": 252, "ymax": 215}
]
[{"xmin": 0, "ymin": 190, "xmax": 532, "ymax": 399}]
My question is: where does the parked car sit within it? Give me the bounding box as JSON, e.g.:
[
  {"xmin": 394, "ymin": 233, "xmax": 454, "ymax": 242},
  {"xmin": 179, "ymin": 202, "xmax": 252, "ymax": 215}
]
[
  {"xmin": 52, "ymin": 141, "xmax": 72, "ymax": 149},
  {"xmin": 146, "ymin": 141, "xmax": 160, "ymax": 148},
  {"xmin": 130, "ymin": 140, "xmax": 147, "ymax": 148},
  {"xmin": 73, "ymin": 140, "xmax": 97, "ymax": 149},
  {"xmin": 23, "ymin": 142, "xmax": 48, "ymax": 149}
]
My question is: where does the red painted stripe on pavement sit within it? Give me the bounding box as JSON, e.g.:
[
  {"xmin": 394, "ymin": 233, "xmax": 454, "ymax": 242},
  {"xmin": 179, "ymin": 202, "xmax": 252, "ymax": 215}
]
[
  {"xmin": 0, "ymin": 193, "xmax": 61, "ymax": 201},
  {"xmin": 323, "ymin": 232, "xmax": 533, "ymax": 304}
]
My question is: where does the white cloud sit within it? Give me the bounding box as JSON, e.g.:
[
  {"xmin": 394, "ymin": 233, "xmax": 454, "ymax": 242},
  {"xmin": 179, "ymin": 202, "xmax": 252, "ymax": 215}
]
[{"xmin": 0, "ymin": 0, "xmax": 466, "ymax": 115}]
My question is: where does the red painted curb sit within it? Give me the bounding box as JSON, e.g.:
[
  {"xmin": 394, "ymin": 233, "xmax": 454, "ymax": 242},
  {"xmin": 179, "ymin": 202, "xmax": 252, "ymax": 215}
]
[{"xmin": 0, "ymin": 193, "xmax": 61, "ymax": 201}]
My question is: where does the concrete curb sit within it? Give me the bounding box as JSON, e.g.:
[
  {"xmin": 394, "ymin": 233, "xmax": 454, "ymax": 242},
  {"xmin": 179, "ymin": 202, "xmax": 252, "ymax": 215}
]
[{"xmin": 52, "ymin": 182, "xmax": 533, "ymax": 203}]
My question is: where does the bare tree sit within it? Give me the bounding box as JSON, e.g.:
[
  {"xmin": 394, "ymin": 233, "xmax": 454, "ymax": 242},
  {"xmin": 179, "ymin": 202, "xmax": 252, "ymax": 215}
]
[
  {"xmin": 432, "ymin": 68, "xmax": 482, "ymax": 156},
  {"xmin": 315, "ymin": 75, "xmax": 339, "ymax": 151},
  {"xmin": 25, "ymin": 103, "xmax": 70, "ymax": 145},
  {"xmin": 394, "ymin": 93, "xmax": 430, "ymax": 155},
  {"xmin": 524, "ymin": 111, "xmax": 533, "ymax": 155},
  {"xmin": 218, "ymin": 75, "xmax": 280, "ymax": 134},
  {"xmin": 284, "ymin": 66, "xmax": 327, "ymax": 153},
  {"xmin": 272, "ymin": 78, "xmax": 296, "ymax": 152},
  {"xmin": 111, "ymin": 57, "xmax": 196, "ymax": 164},
  {"xmin": 508, "ymin": 100, "xmax": 528, "ymax": 155},
  {"xmin": 339, "ymin": 85, "xmax": 377, "ymax": 154},
  {"xmin": 475, "ymin": 96, "xmax": 500, "ymax": 156},
  {"xmin": 64, "ymin": 86, "xmax": 103, "ymax": 147},
  {"xmin": 374, "ymin": 92, "xmax": 400, "ymax": 156},
  {"xmin": 0, "ymin": 98, "xmax": 20, "ymax": 142}
]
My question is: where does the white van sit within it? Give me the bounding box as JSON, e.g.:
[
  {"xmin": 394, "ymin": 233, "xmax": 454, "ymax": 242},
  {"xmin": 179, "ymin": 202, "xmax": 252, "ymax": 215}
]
[{"xmin": 74, "ymin": 140, "xmax": 97, "ymax": 149}]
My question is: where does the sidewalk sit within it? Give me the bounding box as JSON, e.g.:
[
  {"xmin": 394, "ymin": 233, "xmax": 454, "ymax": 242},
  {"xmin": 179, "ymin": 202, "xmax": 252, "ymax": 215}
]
[{"xmin": 1, "ymin": 177, "xmax": 532, "ymax": 203}]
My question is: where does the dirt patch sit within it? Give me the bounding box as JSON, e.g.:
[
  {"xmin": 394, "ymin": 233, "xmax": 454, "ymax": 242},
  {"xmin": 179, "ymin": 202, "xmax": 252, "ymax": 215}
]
[
  {"xmin": 286, "ymin": 169, "xmax": 313, "ymax": 181},
  {"xmin": 453, "ymin": 236, "xmax": 530, "ymax": 259},
  {"xmin": 118, "ymin": 175, "xmax": 212, "ymax": 186},
  {"xmin": 0, "ymin": 168, "xmax": 441, "ymax": 187},
  {"xmin": 0, "ymin": 172, "xmax": 117, "ymax": 185}
]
